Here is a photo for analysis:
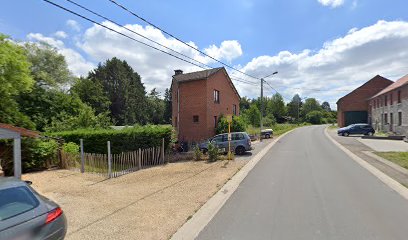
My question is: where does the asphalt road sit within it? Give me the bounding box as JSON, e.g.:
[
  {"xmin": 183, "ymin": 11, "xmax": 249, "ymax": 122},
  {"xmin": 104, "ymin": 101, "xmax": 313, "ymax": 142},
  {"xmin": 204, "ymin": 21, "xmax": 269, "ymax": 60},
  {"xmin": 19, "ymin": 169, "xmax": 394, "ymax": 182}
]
[{"xmin": 197, "ymin": 125, "xmax": 408, "ymax": 240}]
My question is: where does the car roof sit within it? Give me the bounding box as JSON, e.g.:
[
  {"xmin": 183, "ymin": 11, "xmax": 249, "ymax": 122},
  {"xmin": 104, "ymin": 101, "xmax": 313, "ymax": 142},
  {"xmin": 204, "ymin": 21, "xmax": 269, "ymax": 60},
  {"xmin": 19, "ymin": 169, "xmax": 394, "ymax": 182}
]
[
  {"xmin": 0, "ymin": 177, "xmax": 27, "ymax": 190},
  {"xmin": 214, "ymin": 132, "xmax": 247, "ymax": 137}
]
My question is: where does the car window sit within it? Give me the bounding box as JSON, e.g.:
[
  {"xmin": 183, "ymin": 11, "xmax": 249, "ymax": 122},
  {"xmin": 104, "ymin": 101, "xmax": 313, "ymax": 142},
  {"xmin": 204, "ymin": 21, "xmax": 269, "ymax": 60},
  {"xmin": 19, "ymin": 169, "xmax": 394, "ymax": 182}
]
[
  {"xmin": 232, "ymin": 133, "xmax": 244, "ymax": 141},
  {"xmin": 0, "ymin": 186, "xmax": 39, "ymax": 221},
  {"xmin": 212, "ymin": 135, "xmax": 225, "ymax": 143}
]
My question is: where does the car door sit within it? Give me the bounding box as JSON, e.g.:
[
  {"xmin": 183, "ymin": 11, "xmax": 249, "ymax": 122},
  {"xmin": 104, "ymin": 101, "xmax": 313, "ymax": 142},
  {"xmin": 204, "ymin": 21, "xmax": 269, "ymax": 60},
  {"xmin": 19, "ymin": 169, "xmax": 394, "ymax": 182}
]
[
  {"xmin": 350, "ymin": 125, "xmax": 360, "ymax": 134},
  {"xmin": 212, "ymin": 135, "xmax": 226, "ymax": 151}
]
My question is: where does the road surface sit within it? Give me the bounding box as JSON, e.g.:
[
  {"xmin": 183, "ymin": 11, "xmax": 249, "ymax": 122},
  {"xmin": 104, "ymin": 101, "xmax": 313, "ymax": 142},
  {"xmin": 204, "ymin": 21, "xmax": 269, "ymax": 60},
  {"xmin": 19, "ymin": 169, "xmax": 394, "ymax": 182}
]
[{"xmin": 197, "ymin": 125, "xmax": 408, "ymax": 240}]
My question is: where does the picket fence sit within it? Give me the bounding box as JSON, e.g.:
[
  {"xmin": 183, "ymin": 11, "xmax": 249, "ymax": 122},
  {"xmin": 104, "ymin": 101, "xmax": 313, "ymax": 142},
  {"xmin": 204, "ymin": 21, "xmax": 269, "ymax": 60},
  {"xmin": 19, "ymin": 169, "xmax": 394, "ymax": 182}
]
[{"xmin": 61, "ymin": 140, "xmax": 165, "ymax": 178}]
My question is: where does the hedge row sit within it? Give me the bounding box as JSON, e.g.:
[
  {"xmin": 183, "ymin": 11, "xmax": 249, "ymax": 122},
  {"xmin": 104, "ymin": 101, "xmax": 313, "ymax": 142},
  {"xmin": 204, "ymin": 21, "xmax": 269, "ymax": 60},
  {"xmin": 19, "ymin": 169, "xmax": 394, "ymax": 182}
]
[{"xmin": 48, "ymin": 125, "xmax": 173, "ymax": 154}]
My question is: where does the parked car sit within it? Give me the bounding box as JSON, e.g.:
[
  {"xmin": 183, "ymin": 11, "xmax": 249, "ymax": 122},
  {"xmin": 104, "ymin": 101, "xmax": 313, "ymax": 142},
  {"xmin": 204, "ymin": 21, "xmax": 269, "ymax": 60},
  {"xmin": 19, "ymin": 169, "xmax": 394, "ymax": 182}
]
[
  {"xmin": 261, "ymin": 129, "xmax": 273, "ymax": 139},
  {"xmin": 0, "ymin": 177, "xmax": 67, "ymax": 240},
  {"xmin": 199, "ymin": 132, "xmax": 253, "ymax": 155},
  {"xmin": 337, "ymin": 123, "xmax": 375, "ymax": 136}
]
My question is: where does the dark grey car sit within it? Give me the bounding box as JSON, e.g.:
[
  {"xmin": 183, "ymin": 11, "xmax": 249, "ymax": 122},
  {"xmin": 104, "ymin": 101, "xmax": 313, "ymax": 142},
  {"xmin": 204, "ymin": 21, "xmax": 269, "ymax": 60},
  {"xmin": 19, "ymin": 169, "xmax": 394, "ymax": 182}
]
[
  {"xmin": 199, "ymin": 132, "xmax": 253, "ymax": 155},
  {"xmin": 0, "ymin": 177, "xmax": 67, "ymax": 240}
]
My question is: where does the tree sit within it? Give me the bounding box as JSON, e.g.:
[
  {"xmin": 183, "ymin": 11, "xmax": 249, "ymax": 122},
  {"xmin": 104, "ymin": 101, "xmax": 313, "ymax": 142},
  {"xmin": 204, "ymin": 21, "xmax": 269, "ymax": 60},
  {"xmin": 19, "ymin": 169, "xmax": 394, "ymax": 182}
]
[
  {"xmin": 71, "ymin": 77, "xmax": 111, "ymax": 115},
  {"xmin": 163, "ymin": 87, "xmax": 172, "ymax": 124},
  {"xmin": 305, "ymin": 110, "xmax": 324, "ymax": 124},
  {"xmin": 0, "ymin": 34, "xmax": 35, "ymax": 128},
  {"xmin": 146, "ymin": 88, "xmax": 165, "ymax": 124},
  {"xmin": 216, "ymin": 115, "xmax": 246, "ymax": 134},
  {"xmin": 287, "ymin": 94, "xmax": 302, "ymax": 121},
  {"xmin": 88, "ymin": 58, "xmax": 147, "ymax": 125},
  {"xmin": 302, "ymin": 98, "xmax": 321, "ymax": 117},
  {"xmin": 242, "ymin": 104, "xmax": 261, "ymax": 127},
  {"xmin": 321, "ymin": 101, "xmax": 331, "ymax": 112},
  {"xmin": 266, "ymin": 93, "xmax": 286, "ymax": 123},
  {"xmin": 24, "ymin": 42, "xmax": 72, "ymax": 88},
  {"xmin": 239, "ymin": 97, "xmax": 251, "ymax": 112}
]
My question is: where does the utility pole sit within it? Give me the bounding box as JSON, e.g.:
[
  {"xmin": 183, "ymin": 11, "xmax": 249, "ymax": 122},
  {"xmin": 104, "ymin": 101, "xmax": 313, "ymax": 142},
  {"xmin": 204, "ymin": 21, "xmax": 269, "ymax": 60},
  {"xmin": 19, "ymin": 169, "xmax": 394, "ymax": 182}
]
[{"xmin": 259, "ymin": 71, "xmax": 278, "ymax": 142}]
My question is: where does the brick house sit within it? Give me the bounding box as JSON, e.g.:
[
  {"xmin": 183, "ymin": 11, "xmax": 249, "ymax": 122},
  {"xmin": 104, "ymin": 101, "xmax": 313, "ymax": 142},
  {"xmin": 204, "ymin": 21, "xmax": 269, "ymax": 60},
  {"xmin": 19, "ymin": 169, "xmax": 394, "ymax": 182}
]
[
  {"xmin": 336, "ymin": 75, "xmax": 393, "ymax": 127},
  {"xmin": 369, "ymin": 74, "xmax": 408, "ymax": 135},
  {"xmin": 171, "ymin": 67, "xmax": 240, "ymax": 143}
]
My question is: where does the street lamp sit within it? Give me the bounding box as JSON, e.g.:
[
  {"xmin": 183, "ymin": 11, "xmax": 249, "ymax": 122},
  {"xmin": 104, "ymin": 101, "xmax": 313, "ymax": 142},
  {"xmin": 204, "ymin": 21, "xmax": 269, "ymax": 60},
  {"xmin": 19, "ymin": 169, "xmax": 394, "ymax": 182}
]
[{"xmin": 260, "ymin": 71, "xmax": 278, "ymax": 142}]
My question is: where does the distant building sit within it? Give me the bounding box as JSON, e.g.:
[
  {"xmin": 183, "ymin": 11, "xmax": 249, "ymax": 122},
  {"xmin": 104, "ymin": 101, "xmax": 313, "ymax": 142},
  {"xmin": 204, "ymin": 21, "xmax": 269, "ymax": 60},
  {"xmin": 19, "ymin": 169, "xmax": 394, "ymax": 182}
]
[
  {"xmin": 369, "ymin": 74, "xmax": 408, "ymax": 135},
  {"xmin": 171, "ymin": 67, "xmax": 240, "ymax": 142},
  {"xmin": 336, "ymin": 75, "xmax": 393, "ymax": 128}
]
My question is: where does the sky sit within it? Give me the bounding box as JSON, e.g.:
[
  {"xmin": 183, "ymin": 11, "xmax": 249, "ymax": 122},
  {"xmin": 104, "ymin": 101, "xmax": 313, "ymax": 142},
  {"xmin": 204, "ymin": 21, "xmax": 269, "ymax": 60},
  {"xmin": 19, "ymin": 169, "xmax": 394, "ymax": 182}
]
[{"xmin": 1, "ymin": 0, "xmax": 408, "ymax": 109}]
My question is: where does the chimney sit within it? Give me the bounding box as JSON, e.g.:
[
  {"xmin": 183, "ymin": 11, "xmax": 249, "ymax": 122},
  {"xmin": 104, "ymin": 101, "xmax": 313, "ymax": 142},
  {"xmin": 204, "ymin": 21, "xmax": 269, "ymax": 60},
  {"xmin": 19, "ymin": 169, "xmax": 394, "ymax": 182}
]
[{"xmin": 174, "ymin": 69, "xmax": 183, "ymax": 75}]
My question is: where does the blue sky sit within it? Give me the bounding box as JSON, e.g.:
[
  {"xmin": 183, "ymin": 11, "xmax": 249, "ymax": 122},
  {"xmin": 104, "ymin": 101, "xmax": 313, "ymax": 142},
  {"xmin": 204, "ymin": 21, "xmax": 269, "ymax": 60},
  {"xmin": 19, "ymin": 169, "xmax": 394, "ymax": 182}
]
[{"xmin": 1, "ymin": 0, "xmax": 408, "ymax": 108}]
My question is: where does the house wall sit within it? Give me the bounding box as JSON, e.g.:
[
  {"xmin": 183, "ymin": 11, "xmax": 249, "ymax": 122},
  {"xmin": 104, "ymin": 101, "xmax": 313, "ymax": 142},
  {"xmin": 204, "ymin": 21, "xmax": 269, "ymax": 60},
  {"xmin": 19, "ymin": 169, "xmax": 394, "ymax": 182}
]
[
  {"xmin": 337, "ymin": 76, "xmax": 393, "ymax": 127},
  {"xmin": 370, "ymin": 84, "xmax": 408, "ymax": 136},
  {"xmin": 205, "ymin": 70, "xmax": 240, "ymax": 139}
]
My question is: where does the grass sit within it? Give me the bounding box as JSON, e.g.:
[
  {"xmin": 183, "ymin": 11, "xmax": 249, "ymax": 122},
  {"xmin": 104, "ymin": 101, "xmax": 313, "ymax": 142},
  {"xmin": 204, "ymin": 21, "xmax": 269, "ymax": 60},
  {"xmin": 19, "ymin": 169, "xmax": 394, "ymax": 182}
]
[
  {"xmin": 246, "ymin": 123, "xmax": 310, "ymax": 136},
  {"xmin": 328, "ymin": 124, "xmax": 338, "ymax": 129},
  {"xmin": 374, "ymin": 152, "xmax": 408, "ymax": 169}
]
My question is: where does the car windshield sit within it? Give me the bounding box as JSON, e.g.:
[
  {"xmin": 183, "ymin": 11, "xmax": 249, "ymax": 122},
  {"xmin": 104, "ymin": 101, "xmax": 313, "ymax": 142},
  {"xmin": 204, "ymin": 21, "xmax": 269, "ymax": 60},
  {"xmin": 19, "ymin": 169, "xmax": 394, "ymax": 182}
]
[{"xmin": 0, "ymin": 186, "xmax": 39, "ymax": 221}]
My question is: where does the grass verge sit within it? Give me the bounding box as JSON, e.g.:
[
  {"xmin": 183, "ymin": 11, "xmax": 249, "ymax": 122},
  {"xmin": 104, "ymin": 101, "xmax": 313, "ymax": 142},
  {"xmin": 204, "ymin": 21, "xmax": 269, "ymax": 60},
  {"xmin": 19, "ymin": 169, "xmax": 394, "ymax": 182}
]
[{"xmin": 374, "ymin": 152, "xmax": 408, "ymax": 169}]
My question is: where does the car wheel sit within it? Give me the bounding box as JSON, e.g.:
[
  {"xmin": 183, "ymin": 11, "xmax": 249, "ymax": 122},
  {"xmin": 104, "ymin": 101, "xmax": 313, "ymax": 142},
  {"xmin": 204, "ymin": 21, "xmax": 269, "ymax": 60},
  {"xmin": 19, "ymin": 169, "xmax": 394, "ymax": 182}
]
[
  {"xmin": 235, "ymin": 146, "xmax": 245, "ymax": 155},
  {"xmin": 265, "ymin": 134, "xmax": 270, "ymax": 139},
  {"xmin": 344, "ymin": 132, "xmax": 349, "ymax": 137},
  {"xmin": 367, "ymin": 131, "xmax": 374, "ymax": 136},
  {"xmin": 202, "ymin": 148, "xmax": 208, "ymax": 154}
]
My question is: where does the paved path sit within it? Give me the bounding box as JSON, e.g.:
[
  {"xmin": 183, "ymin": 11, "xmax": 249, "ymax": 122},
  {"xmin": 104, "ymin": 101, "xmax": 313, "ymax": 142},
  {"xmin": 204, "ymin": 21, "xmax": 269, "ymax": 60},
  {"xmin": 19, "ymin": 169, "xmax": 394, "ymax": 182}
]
[{"xmin": 197, "ymin": 125, "xmax": 408, "ymax": 240}]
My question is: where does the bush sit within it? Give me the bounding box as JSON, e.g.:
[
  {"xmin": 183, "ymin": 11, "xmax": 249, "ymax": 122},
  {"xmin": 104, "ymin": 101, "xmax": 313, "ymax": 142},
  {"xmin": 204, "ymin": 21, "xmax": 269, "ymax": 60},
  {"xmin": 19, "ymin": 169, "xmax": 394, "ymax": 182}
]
[
  {"xmin": 262, "ymin": 115, "xmax": 276, "ymax": 127},
  {"xmin": 48, "ymin": 125, "xmax": 172, "ymax": 154},
  {"xmin": 305, "ymin": 111, "xmax": 324, "ymax": 124},
  {"xmin": 207, "ymin": 142, "xmax": 219, "ymax": 162},
  {"xmin": 216, "ymin": 115, "xmax": 246, "ymax": 134},
  {"xmin": 193, "ymin": 145, "xmax": 202, "ymax": 161},
  {"xmin": 62, "ymin": 142, "xmax": 79, "ymax": 153}
]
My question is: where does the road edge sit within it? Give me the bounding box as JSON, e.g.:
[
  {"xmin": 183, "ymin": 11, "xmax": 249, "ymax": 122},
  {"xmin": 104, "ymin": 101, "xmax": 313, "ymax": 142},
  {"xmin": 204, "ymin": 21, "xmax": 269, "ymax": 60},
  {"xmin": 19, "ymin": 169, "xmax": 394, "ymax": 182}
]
[
  {"xmin": 170, "ymin": 128, "xmax": 297, "ymax": 240},
  {"xmin": 324, "ymin": 127, "xmax": 408, "ymax": 200},
  {"xmin": 362, "ymin": 151, "xmax": 408, "ymax": 176}
]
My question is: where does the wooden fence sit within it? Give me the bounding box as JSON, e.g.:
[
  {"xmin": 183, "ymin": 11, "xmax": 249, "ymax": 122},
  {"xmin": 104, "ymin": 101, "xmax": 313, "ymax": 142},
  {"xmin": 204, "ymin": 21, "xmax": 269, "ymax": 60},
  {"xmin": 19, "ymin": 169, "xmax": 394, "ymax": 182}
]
[{"xmin": 61, "ymin": 139, "xmax": 165, "ymax": 179}]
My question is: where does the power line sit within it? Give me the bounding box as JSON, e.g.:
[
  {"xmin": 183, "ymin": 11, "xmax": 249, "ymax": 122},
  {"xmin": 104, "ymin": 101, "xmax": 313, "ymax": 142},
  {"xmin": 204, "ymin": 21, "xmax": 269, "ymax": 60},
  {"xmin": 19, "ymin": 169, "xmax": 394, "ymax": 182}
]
[{"xmin": 107, "ymin": 0, "xmax": 261, "ymax": 80}]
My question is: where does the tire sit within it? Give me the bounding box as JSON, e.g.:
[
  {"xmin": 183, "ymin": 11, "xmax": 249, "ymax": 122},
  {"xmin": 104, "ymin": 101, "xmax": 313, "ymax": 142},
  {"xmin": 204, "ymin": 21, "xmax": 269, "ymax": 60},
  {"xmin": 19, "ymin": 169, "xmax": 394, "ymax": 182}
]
[
  {"xmin": 265, "ymin": 134, "xmax": 270, "ymax": 139},
  {"xmin": 367, "ymin": 131, "xmax": 374, "ymax": 136},
  {"xmin": 201, "ymin": 148, "xmax": 208, "ymax": 154},
  {"xmin": 344, "ymin": 132, "xmax": 349, "ymax": 137},
  {"xmin": 235, "ymin": 146, "xmax": 246, "ymax": 155}
]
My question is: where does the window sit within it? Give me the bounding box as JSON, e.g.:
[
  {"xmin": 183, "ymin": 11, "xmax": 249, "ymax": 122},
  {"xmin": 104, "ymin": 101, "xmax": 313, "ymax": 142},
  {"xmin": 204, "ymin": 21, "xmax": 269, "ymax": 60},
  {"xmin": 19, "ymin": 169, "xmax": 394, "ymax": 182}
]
[
  {"xmin": 398, "ymin": 112, "xmax": 402, "ymax": 126},
  {"xmin": 0, "ymin": 186, "xmax": 39, "ymax": 221},
  {"xmin": 214, "ymin": 90, "xmax": 220, "ymax": 103},
  {"xmin": 214, "ymin": 116, "xmax": 218, "ymax": 128},
  {"xmin": 390, "ymin": 93, "xmax": 393, "ymax": 105},
  {"xmin": 385, "ymin": 95, "xmax": 388, "ymax": 106},
  {"xmin": 373, "ymin": 100, "xmax": 376, "ymax": 109},
  {"xmin": 193, "ymin": 115, "xmax": 199, "ymax": 123},
  {"xmin": 384, "ymin": 113, "xmax": 388, "ymax": 124},
  {"xmin": 233, "ymin": 104, "xmax": 237, "ymax": 115},
  {"xmin": 398, "ymin": 90, "xmax": 401, "ymax": 103},
  {"xmin": 232, "ymin": 133, "xmax": 244, "ymax": 141}
]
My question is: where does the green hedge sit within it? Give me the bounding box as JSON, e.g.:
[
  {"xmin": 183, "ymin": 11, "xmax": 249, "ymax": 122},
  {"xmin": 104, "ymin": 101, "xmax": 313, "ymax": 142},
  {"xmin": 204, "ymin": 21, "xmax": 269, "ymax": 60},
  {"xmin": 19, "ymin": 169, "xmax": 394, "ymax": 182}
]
[{"xmin": 48, "ymin": 125, "xmax": 172, "ymax": 154}]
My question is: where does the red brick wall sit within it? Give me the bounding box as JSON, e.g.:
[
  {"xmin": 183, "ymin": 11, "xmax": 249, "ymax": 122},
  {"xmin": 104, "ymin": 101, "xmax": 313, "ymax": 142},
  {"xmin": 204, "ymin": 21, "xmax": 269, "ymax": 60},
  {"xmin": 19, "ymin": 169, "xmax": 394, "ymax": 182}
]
[{"xmin": 337, "ymin": 76, "xmax": 393, "ymax": 127}]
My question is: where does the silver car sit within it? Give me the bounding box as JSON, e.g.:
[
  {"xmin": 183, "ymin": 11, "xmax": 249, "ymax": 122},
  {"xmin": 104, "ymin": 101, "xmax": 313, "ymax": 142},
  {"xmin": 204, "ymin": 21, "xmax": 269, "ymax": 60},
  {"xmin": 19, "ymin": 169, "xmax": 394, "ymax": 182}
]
[
  {"xmin": 199, "ymin": 132, "xmax": 253, "ymax": 155},
  {"xmin": 0, "ymin": 177, "xmax": 67, "ymax": 240}
]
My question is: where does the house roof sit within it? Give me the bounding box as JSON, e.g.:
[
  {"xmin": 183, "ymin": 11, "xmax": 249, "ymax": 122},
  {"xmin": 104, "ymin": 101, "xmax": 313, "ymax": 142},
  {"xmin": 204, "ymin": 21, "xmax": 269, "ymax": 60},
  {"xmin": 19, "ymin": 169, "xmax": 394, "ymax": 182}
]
[
  {"xmin": 0, "ymin": 123, "xmax": 40, "ymax": 138},
  {"xmin": 172, "ymin": 67, "xmax": 241, "ymax": 99},
  {"xmin": 172, "ymin": 67, "xmax": 223, "ymax": 82},
  {"xmin": 336, "ymin": 75, "xmax": 393, "ymax": 104},
  {"xmin": 370, "ymin": 74, "xmax": 408, "ymax": 99}
]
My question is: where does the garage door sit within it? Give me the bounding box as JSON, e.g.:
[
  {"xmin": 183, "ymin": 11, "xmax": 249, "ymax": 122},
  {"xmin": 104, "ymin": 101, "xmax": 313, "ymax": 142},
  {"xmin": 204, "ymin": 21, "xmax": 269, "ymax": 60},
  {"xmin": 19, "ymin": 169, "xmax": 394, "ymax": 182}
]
[{"xmin": 345, "ymin": 111, "xmax": 368, "ymax": 126}]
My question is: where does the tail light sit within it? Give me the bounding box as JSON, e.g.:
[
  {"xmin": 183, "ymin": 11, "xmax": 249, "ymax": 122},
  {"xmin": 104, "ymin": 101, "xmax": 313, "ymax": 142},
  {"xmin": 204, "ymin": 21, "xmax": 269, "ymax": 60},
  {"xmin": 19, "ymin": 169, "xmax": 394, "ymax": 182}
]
[{"xmin": 46, "ymin": 207, "xmax": 63, "ymax": 224}]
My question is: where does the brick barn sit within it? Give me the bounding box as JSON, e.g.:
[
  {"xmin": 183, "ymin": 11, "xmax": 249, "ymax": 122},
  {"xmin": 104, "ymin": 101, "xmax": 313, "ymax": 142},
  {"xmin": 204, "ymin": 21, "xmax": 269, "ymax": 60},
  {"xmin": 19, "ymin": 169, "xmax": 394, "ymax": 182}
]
[
  {"xmin": 336, "ymin": 75, "xmax": 393, "ymax": 128},
  {"xmin": 171, "ymin": 67, "xmax": 240, "ymax": 143},
  {"xmin": 369, "ymin": 74, "xmax": 408, "ymax": 135}
]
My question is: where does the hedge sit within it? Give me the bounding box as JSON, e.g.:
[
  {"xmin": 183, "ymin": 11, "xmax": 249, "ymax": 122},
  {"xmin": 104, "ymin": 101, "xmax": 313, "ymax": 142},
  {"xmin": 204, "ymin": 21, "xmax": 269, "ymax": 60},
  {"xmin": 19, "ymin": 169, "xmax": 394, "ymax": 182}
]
[{"xmin": 48, "ymin": 125, "xmax": 173, "ymax": 154}]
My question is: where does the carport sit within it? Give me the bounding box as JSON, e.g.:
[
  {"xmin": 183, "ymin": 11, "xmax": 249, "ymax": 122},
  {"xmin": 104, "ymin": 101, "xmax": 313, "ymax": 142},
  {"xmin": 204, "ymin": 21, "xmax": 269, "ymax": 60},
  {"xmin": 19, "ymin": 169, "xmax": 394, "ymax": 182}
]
[{"xmin": 0, "ymin": 123, "xmax": 39, "ymax": 178}]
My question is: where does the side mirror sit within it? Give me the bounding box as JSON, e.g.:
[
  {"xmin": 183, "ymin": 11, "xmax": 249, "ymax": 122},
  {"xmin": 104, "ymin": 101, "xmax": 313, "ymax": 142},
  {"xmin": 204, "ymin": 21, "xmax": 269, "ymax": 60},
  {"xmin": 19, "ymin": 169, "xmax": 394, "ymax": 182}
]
[{"xmin": 24, "ymin": 180, "xmax": 32, "ymax": 185}]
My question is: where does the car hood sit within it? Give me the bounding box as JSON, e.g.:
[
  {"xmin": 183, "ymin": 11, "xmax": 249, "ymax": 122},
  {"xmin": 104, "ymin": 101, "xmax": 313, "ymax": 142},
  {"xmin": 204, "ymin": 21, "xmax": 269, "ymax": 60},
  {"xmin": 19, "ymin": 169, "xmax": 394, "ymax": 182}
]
[{"xmin": 338, "ymin": 127, "xmax": 350, "ymax": 131}]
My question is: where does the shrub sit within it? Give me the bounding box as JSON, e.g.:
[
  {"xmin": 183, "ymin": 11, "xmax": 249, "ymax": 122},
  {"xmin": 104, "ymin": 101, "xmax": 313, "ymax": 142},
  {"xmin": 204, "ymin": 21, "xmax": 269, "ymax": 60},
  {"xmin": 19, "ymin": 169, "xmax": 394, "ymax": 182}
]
[
  {"xmin": 305, "ymin": 111, "xmax": 324, "ymax": 124},
  {"xmin": 193, "ymin": 145, "xmax": 202, "ymax": 161},
  {"xmin": 262, "ymin": 115, "xmax": 276, "ymax": 127},
  {"xmin": 216, "ymin": 115, "xmax": 246, "ymax": 134},
  {"xmin": 207, "ymin": 142, "xmax": 219, "ymax": 162},
  {"xmin": 48, "ymin": 125, "xmax": 172, "ymax": 154},
  {"xmin": 62, "ymin": 142, "xmax": 79, "ymax": 153}
]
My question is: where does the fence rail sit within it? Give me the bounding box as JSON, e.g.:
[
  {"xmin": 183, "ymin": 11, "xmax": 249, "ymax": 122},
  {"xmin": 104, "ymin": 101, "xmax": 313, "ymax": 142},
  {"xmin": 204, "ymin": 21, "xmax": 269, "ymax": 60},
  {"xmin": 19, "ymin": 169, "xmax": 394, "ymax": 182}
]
[{"xmin": 61, "ymin": 139, "xmax": 165, "ymax": 179}]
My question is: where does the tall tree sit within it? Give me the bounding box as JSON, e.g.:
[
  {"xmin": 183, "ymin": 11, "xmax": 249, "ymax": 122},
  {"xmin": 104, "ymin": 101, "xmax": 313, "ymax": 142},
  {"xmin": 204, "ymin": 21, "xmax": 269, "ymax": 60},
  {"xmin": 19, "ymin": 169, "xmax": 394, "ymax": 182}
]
[
  {"xmin": 146, "ymin": 88, "xmax": 165, "ymax": 124},
  {"xmin": 71, "ymin": 77, "xmax": 111, "ymax": 115},
  {"xmin": 163, "ymin": 87, "xmax": 172, "ymax": 124},
  {"xmin": 0, "ymin": 34, "xmax": 35, "ymax": 128},
  {"xmin": 239, "ymin": 97, "xmax": 251, "ymax": 112},
  {"xmin": 287, "ymin": 94, "xmax": 303, "ymax": 120},
  {"xmin": 302, "ymin": 98, "xmax": 321, "ymax": 117},
  {"xmin": 267, "ymin": 93, "xmax": 287, "ymax": 123},
  {"xmin": 321, "ymin": 101, "xmax": 331, "ymax": 112},
  {"xmin": 88, "ymin": 58, "xmax": 147, "ymax": 125}
]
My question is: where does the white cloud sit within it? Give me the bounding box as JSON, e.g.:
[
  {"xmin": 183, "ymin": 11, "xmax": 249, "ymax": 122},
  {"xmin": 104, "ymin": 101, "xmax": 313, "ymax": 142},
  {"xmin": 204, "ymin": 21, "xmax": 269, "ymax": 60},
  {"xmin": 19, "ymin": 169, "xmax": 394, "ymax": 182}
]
[
  {"xmin": 204, "ymin": 40, "xmax": 243, "ymax": 62},
  {"xmin": 317, "ymin": 0, "xmax": 345, "ymax": 8},
  {"xmin": 27, "ymin": 33, "xmax": 94, "ymax": 76},
  {"xmin": 240, "ymin": 20, "xmax": 408, "ymax": 108},
  {"xmin": 53, "ymin": 31, "xmax": 67, "ymax": 39},
  {"xmin": 66, "ymin": 19, "xmax": 81, "ymax": 32}
]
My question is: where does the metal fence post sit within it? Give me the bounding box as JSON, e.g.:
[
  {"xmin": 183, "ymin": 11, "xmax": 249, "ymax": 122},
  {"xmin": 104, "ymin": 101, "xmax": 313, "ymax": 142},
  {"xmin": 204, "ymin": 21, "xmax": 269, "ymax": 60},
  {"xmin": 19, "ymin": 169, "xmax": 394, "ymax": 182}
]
[
  {"xmin": 107, "ymin": 141, "xmax": 112, "ymax": 178},
  {"xmin": 80, "ymin": 139, "xmax": 84, "ymax": 173},
  {"xmin": 162, "ymin": 138, "xmax": 165, "ymax": 163}
]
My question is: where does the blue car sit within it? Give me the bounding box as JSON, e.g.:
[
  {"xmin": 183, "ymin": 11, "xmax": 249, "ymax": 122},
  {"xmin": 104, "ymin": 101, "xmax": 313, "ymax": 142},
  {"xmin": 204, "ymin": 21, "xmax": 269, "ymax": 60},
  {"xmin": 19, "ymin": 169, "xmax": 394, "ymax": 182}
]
[
  {"xmin": 337, "ymin": 123, "xmax": 375, "ymax": 136},
  {"xmin": 199, "ymin": 132, "xmax": 253, "ymax": 155}
]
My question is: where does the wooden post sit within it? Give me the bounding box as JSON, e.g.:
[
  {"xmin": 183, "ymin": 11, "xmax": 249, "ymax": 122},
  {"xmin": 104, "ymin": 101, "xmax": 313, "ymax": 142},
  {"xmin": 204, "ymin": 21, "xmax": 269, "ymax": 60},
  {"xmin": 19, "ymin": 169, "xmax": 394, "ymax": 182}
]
[
  {"xmin": 80, "ymin": 139, "xmax": 85, "ymax": 173},
  {"xmin": 162, "ymin": 138, "xmax": 165, "ymax": 164},
  {"xmin": 13, "ymin": 136, "xmax": 22, "ymax": 179},
  {"xmin": 107, "ymin": 141, "xmax": 112, "ymax": 178}
]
